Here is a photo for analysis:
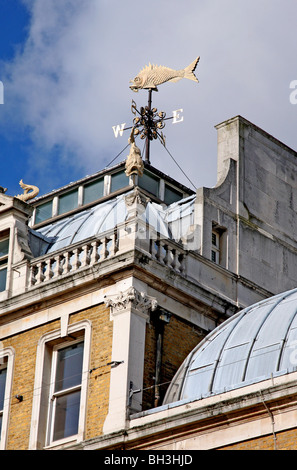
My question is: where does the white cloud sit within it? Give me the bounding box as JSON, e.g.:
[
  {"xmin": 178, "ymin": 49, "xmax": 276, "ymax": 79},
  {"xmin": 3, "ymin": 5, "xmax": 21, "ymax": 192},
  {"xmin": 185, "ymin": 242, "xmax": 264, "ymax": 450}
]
[{"xmin": 2, "ymin": 0, "xmax": 297, "ymax": 193}]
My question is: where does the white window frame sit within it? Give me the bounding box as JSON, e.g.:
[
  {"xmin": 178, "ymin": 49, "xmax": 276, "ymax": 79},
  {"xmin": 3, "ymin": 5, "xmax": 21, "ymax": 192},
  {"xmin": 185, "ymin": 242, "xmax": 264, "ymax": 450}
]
[
  {"xmin": 0, "ymin": 347, "xmax": 15, "ymax": 450},
  {"xmin": 46, "ymin": 338, "xmax": 84, "ymax": 445},
  {"xmin": 0, "ymin": 235, "xmax": 9, "ymax": 293},
  {"xmin": 29, "ymin": 320, "xmax": 91, "ymax": 450}
]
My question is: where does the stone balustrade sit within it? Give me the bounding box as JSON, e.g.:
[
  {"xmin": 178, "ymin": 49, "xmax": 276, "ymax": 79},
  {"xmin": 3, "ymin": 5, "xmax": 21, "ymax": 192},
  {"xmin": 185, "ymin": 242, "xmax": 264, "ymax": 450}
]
[
  {"xmin": 28, "ymin": 233, "xmax": 118, "ymax": 288},
  {"xmin": 150, "ymin": 239, "xmax": 186, "ymax": 274},
  {"xmin": 25, "ymin": 228, "xmax": 187, "ymax": 290}
]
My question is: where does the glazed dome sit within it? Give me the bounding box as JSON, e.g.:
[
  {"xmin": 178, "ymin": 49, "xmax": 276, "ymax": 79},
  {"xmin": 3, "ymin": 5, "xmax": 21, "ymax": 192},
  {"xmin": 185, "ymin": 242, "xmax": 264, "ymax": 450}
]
[
  {"xmin": 164, "ymin": 288, "xmax": 297, "ymax": 404},
  {"xmin": 32, "ymin": 192, "xmax": 195, "ymax": 254}
]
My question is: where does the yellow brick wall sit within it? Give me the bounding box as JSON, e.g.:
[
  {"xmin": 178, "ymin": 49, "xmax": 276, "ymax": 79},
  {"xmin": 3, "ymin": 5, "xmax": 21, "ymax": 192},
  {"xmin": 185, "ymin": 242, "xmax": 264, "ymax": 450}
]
[
  {"xmin": 142, "ymin": 314, "xmax": 203, "ymax": 410},
  {"xmin": 1, "ymin": 302, "xmax": 112, "ymax": 449},
  {"xmin": 219, "ymin": 427, "xmax": 297, "ymax": 450},
  {"xmin": 2, "ymin": 319, "xmax": 60, "ymax": 450}
]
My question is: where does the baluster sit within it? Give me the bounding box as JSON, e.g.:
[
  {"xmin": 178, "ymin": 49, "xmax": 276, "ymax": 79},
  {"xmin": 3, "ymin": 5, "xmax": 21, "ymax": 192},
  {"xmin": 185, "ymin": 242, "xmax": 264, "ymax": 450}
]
[
  {"xmin": 80, "ymin": 244, "xmax": 90, "ymax": 267},
  {"xmin": 44, "ymin": 258, "xmax": 54, "ymax": 281},
  {"xmin": 178, "ymin": 252, "xmax": 185, "ymax": 273},
  {"xmin": 73, "ymin": 248, "xmax": 82, "ymax": 270},
  {"xmin": 53, "ymin": 254, "xmax": 63, "ymax": 277},
  {"xmin": 169, "ymin": 248, "xmax": 176, "ymax": 270},
  {"xmin": 155, "ymin": 240, "xmax": 161, "ymax": 262},
  {"xmin": 108, "ymin": 232, "xmax": 118, "ymax": 257},
  {"xmin": 64, "ymin": 251, "xmax": 72, "ymax": 273},
  {"xmin": 37, "ymin": 261, "xmax": 46, "ymax": 284},
  {"xmin": 60, "ymin": 255, "xmax": 66, "ymax": 275},
  {"xmin": 30, "ymin": 265, "xmax": 38, "ymax": 286},
  {"xmin": 102, "ymin": 238, "xmax": 109, "ymax": 260},
  {"xmin": 90, "ymin": 240, "xmax": 100, "ymax": 264},
  {"xmin": 160, "ymin": 242, "xmax": 168, "ymax": 265},
  {"xmin": 150, "ymin": 239, "xmax": 158, "ymax": 260}
]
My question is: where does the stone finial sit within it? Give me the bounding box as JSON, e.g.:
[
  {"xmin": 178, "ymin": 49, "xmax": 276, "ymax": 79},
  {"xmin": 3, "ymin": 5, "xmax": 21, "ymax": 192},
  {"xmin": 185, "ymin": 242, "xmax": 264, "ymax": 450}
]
[
  {"xmin": 125, "ymin": 127, "xmax": 144, "ymax": 177},
  {"xmin": 15, "ymin": 180, "xmax": 39, "ymax": 202}
]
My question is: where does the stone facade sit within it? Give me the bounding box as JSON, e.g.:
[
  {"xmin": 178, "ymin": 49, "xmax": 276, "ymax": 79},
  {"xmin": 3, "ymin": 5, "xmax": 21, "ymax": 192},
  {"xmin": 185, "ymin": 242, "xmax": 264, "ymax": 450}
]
[
  {"xmin": 199, "ymin": 115, "xmax": 297, "ymax": 295},
  {"xmin": 1, "ymin": 115, "xmax": 297, "ymax": 450}
]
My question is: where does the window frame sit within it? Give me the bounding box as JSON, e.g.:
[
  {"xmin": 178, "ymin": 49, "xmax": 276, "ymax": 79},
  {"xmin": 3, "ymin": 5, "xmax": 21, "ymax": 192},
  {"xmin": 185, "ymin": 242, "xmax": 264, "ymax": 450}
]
[
  {"xmin": 211, "ymin": 224, "xmax": 228, "ymax": 268},
  {"xmin": 83, "ymin": 178, "xmax": 104, "ymax": 205},
  {"xmin": 34, "ymin": 200, "xmax": 53, "ymax": 225},
  {"xmin": 0, "ymin": 363, "xmax": 6, "ymax": 441},
  {"xmin": 110, "ymin": 170, "xmax": 130, "ymax": 193},
  {"xmin": 211, "ymin": 230, "xmax": 220, "ymax": 264},
  {"xmin": 0, "ymin": 234, "xmax": 9, "ymax": 293},
  {"xmin": 138, "ymin": 170, "xmax": 160, "ymax": 198},
  {"xmin": 0, "ymin": 348, "xmax": 15, "ymax": 450},
  {"xmin": 164, "ymin": 184, "xmax": 183, "ymax": 205},
  {"xmin": 29, "ymin": 320, "xmax": 91, "ymax": 449},
  {"xmin": 58, "ymin": 188, "xmax": 79, "ymax": 216},
  {"xmin": 46, "ymin": 339, "xmax": 84, "ymax": 445}
]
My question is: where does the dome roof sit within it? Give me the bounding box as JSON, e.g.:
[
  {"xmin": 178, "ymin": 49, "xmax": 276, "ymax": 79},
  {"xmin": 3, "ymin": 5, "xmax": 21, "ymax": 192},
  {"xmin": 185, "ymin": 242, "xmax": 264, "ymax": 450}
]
[
  {"xmin": 35, "ymin": 192, "xmax": 195, "ymax": 254},
  {"xmin": 164, "ymin": 288, "xmax": 297, "ymax": 404}
]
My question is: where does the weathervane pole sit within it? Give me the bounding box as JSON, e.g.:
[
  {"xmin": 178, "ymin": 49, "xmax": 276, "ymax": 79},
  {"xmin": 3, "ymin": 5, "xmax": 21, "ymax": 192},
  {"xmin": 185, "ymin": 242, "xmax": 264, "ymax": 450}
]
[{"xmin": 145, "ymin": 88, "xmax": 153, "ymax": 164}]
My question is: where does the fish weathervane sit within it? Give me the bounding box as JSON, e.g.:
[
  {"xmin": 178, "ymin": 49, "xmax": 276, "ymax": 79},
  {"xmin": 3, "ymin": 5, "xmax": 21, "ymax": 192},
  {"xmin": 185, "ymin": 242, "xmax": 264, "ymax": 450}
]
[
  {"xmin": 113, "ymin": 56, "xmax": 200, "ymax": 167},
  {"xmin": 129, "ymin": 57, "xmax": 200, "ymax": 92}
]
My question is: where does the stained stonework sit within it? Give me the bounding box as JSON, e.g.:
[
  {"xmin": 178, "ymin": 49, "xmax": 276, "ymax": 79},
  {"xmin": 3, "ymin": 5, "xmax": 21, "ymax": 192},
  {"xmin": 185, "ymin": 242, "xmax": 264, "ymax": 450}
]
[{"xmin": 105, "ymin": 286, "xmax": 157, "ymax": 317}]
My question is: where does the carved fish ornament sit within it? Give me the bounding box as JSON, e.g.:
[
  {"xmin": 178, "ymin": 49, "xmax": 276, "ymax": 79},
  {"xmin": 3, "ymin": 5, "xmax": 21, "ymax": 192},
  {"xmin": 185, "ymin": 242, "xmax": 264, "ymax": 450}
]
[
  {"xmin": 129, "ymin": 57, "xmax": 200, "ymax": 92},
  {"xmin": 15, "ymin": 180, "xmax": 39, "ymax": 202}
]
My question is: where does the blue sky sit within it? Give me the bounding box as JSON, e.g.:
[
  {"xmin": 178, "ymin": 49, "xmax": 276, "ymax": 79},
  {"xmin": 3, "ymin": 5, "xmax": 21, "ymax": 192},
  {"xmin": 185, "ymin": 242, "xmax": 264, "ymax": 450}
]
[
  {"xmin": 0, "ymin": 1, "xmax": 297, "ymax": 198},
  {"xmin": 0, "ymin": 0, "xmax": 30, "ymax": 194}
]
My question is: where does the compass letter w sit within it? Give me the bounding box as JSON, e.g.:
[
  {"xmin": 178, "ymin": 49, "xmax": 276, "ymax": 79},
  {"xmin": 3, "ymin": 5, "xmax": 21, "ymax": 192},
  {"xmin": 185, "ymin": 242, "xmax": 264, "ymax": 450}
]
[{"xmin": 112, "ymin": 123, "xmax": 126, "ymax": 138}]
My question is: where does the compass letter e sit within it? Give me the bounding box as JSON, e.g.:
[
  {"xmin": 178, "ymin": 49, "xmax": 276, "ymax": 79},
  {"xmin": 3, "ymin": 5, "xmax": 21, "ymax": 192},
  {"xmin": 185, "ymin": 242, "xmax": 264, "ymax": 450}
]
[
  {"xmin": 172, "ymin": 109, "xmax": 183, "ymax": 124},
  {"xmin": 0, "ymin": 81, "xmax": 4, "ymax": 105}
]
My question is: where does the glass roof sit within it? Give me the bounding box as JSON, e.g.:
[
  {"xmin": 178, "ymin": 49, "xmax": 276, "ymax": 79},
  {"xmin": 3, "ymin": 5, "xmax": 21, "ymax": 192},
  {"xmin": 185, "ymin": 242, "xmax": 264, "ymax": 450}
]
[
  {"xmin": 34, "ymin": 191, "xmax": 196, "ymax": 254},
  {"xmin": 163, "ymin": 288, "xmax": 297, "ymax": 404}
]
